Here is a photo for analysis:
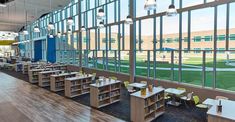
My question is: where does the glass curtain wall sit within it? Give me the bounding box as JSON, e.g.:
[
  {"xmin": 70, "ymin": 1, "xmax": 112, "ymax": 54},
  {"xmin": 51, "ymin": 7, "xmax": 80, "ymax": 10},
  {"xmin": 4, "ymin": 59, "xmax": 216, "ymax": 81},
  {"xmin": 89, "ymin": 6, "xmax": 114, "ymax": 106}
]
[{"xmin": 18, "ymin": 0, "xmax": 235, "ymax": 92}]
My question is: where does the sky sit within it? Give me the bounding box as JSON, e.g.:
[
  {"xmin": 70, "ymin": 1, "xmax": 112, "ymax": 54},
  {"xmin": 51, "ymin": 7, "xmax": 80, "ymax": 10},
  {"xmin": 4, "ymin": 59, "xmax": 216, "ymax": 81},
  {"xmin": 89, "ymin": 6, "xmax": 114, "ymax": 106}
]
[{"xmin": 119, "ymin": 0, "xmax": 235, "ymax": 35}]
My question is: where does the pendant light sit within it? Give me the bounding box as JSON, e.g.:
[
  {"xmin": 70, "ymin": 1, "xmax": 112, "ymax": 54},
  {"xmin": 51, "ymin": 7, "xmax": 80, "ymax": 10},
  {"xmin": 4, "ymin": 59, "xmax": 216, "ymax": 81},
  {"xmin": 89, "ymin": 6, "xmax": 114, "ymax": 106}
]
[
  {"xmin": 98, "ymin": 21, "xmax": 104, "ymax": 29},
  {"xmin": 166, "ymin": 0, "xmax": 177, "ymax": 17},
  {"xmin": 144, "ymin": 0, "xmax": 157, "ymax": 11},
  {"xmin": 68, "ymin": 29, "xmax": 72, "ymax": 34},
  {"xmin": 0, "ymin": 4, "xmax": 6, "ymax": 8},
  {"xmin": 80, "ymin": 26, "xmax": 86, "ymax": 32},
  {"xmin": 0, "ymin": 0, "xmax": 7, "ymax": 7},
  {"xmin": 48, "ymin": 22, "xmax": 54, "ymax": 30},
  {"xmin": 57, "ymin": 31, "xmax": 61, "ymax": 38},
  {"xmin": 67, "ymin": 17, "xmax": 73, "ymax": 26},
  {"xmin": 67, "ymin": 0, "xmax": 73, "ymax": 25},
  {"xmin": 125, "ymin": 15, "xmax": 133, "ymax": 25},
  {"xmin": 34, "ymin": 8, "xmax": 40, "ymax": 32},
  {"xmin": 97, "ymin": 8, "xmax": 105, "ymax": 20},
  {"xmin": 23, "ymin": 29, "xmax": 29, "ymax": 35},
  {"xmin": 49, "ymin": 33, "xmax": 54, "ymax": 38},
  {"xmin": 23, "ymin": 24, "xmax": 28, "ymax": 35},
  {"xmin": 23, "ymin": 0, "xmax": 28, "ymax": 35},
  {"xmin": 34, "ymin": 26, "xmax": 40, "ymax": 33},
  {"xmin": 47, "ymin": 0, "xmax": 54, "ymax": 30}
]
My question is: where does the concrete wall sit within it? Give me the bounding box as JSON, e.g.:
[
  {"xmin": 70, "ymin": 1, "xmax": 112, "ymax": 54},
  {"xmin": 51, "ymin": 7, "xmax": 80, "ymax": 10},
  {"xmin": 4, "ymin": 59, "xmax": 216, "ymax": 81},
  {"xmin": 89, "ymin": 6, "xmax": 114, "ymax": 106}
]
[{"xmin": 67, "ymin": 65, "xmax": 235, "ymax": 101}]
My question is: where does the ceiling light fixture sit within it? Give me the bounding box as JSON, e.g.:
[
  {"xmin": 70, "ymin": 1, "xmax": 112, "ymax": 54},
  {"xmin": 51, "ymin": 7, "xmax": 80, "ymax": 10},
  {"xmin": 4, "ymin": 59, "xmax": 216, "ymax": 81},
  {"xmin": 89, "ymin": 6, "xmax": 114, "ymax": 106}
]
[
  {"xmin": 57, "ymin": 31, "xmax": 61, "ymax": 38},
  {"xmin": 80, "ymin": 26, "xmax": 86, "ymax": 32},
  {"xmin": 125, "ymin": 15, "xmax": 133, "ymax": 25},
  {"xmin": 34, "ymin": 8, "xmax": 40, "ymax": 33},
  {"xmin": 68, "ymin": 29, "xmax": 72, "ymax": 34},
  {"xmin": 67, "ymin": 17, "xmax": 74, "ymax": 26},
  {"xmin": 67, "ymin": 0, "xmax": 73, "ymax": 26},
  {"xmin": 34, "ymin": 26, "xmax": 40, "ymax": 33},
  {"xmin": 0, "ymin": 4, "xmax": 6, "ymax": 7},
  {"xmin": 49, "ymin": 33, "xmax": 54, "ymax": 38},
  {"xmin": 98, "ymin": 21, "xmax": 104, "ymax": 29},
  {"xmin": 23, "ymin": 0, "xmax": 28, "ymax": 35},
  {"xmin": 166, "ymin": 4, "xmax": 177, "ymax": 17},
  {"xmin": 48, "ymin": 22, "xmax": 54, "ymax": 30},
  {"xmin": 144, "ymin": 0, "xmax": 157, "ymax": 11},
  {"xmin": 97, "ymin": 8, "xmax": 105, "ymax": 20},
  {"xmin": 48, "ymin": 0, "xmax": 54, "ymax": 30},
  {"xmin": 23, "ymin": 29, "xmax": 29, "ymax": 35}
]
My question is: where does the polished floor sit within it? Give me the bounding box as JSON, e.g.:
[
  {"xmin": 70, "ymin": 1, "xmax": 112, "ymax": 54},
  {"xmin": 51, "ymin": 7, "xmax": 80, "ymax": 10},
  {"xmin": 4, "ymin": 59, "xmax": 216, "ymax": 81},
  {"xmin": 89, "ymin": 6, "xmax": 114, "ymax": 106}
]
[
  {"xmin": 1, "ymin": 69, "xmax": 207, "ymax": 122},
  {"xmin": 0, "ymin": 72, "xmax": 125, "ymax": 122}
]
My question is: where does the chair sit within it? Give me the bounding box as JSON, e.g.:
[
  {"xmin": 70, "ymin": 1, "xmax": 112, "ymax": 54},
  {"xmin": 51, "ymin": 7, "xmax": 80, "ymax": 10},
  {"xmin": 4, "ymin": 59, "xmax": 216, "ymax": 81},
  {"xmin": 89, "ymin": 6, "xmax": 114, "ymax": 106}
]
[
  {"xmin": 124, "ymin": 81, "xmax": 135, "ymax": 95},
  {"xmin": 164, "ymin": 93, "xmax": 171, "ymax": 106},
  {"xmin": 215, "ymin": 96, "xmax": 229, "ymax": 100},
  {"xmin": 109, "ymin": 77, "xmax": 117, "ymax": 80},
  {"xmin": 140, "ymin": 81, "xmax": 148, "ymax": 85},
  {"xmin": 193, "ymin": 96, "xmax": 208, "ymax": 109},
  {"xmin": 180, "ymin": 92, "xmax": 194, "ymax": 107}
]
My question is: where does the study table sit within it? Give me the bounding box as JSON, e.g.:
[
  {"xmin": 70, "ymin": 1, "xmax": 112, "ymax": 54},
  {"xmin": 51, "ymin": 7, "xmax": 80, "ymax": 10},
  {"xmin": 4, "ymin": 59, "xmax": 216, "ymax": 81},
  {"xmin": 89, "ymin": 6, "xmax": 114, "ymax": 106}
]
[
  {"xmin": 165, "ymin": 88, "xmax": 186, "ymax": 106},
  {"xmin": 203, "ymin": 98, "xmax": 235, "ymax": 122},
  {"xmin": 128, "ymin": 83, "xmax": 147, "ymax": 89}
]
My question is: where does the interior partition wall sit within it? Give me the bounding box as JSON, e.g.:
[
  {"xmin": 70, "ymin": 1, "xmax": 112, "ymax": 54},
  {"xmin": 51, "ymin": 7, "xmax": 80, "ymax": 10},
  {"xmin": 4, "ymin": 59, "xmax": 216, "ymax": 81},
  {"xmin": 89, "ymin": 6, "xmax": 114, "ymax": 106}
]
[{"xmin": 18, "ymin": 0, "xmax": 235, "ymax": 92}]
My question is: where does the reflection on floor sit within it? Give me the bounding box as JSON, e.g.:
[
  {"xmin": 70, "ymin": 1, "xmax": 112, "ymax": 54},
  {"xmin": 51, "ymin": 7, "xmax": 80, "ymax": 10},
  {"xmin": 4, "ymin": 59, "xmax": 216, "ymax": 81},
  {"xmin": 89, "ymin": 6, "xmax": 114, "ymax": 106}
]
[
  {"xmin": 1, "ymin": 69, "xmax": 207, "ymax": 122},
  {"xmin": 0, "ymin": 71, "xmax": 124, "ymax": 122}
]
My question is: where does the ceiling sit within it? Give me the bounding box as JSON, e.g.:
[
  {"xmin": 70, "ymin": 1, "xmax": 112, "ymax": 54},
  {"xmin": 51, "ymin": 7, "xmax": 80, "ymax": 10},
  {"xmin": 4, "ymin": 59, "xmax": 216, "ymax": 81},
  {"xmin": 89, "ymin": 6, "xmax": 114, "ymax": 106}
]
[{"xmin": 0, "ymin": 0, "xmax": 69, "ymax": 32}]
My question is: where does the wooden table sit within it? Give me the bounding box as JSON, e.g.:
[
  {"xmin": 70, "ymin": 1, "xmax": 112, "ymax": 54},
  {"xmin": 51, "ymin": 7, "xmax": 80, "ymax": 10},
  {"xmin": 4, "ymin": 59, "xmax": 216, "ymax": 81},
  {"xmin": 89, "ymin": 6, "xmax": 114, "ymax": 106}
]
[
  {"xmin": 128, "ymin": 83, "xmax": 147, "ymax": 89},
  {"xmin": 50, "ymin": 72, "xmax": 78, "ymax": 92},
  {"xmin": 203, "ymin": 98, "xmax": 235, "ymax": 122},
  {"xmin": 64, "ymin": 74, "xmax": 93, "ymax": 98},
  {"xmin": 165, "ymin": 88, "xmax": 186, "ymax": 106},
  {"xmin": 90, "ymin": 79, "xmax": 121, "ymax": 108},
  {"xmin": 131, "ymin": 87, "xmax": 165, "ymax": 122}
]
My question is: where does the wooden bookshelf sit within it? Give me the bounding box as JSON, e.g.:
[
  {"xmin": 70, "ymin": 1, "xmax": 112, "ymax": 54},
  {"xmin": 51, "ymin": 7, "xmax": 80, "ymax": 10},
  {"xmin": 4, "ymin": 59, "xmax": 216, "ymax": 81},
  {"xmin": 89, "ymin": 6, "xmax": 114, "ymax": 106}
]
[
  {"xmin": 90, "ymin": 79, "xmax": 121, "ymax": 108},
  {"xmin": 46, "ymin": 65, "xmax": 67, "ymax": 71},
  {"xmin": 27, "ymin": 63, "xmax": 39, "ymax": 71},
  {"xmin": 38, "ymin": 70, "xmax": 61, "ymax": 87},
  {"xmin": 131, "ymin": 87, "xmax": 165, "ymax": 122},
  {"xmin": 64, "ymin": 74, "xmax": 93, "ymax": 98},
  {"xmin": 22, "ymin": 63, "xmax": 29, "ymax": 74},
  {"xmin": 50, "ymin": 72, "xmax": 78, "ymax": 92},
  {"xmin": 28, "ymin": 68, "xmax": 49, "ymax": 83}
]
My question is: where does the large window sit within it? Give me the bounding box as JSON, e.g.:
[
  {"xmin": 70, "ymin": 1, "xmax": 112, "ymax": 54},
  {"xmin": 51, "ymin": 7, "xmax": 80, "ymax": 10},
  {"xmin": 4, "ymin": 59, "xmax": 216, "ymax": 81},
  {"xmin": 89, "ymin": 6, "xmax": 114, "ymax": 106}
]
[{"xmin": 19, "ymin": 0, "xmax": 235, "ymax": 92}]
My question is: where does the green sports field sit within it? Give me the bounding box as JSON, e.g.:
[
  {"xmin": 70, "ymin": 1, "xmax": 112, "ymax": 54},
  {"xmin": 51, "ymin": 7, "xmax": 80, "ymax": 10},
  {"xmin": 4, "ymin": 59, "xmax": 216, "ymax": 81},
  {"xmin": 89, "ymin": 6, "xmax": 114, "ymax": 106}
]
[{"xmin": 88, "ymin": 56, "xmax": 235, "ymax": 92}]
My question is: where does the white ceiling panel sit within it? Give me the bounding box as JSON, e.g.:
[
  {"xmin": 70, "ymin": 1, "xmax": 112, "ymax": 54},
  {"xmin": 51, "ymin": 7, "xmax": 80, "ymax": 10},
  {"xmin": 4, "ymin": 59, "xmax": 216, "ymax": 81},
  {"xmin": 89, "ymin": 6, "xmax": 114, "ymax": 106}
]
[{"xmin": 0, "ymin": 0, "xmax": 69, "ymax": 32}]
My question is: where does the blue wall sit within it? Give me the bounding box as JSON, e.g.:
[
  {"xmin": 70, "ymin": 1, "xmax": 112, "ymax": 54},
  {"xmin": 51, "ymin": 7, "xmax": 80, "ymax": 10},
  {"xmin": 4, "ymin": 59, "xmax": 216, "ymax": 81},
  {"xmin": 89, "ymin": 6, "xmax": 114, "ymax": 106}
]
[
  {"xmin": 34, "ymin": 40, "xmax": 42, "ymax": 61},
  {"xmin": 47, "ymin": 37, "xmax": 56, "ymax": 63}
]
